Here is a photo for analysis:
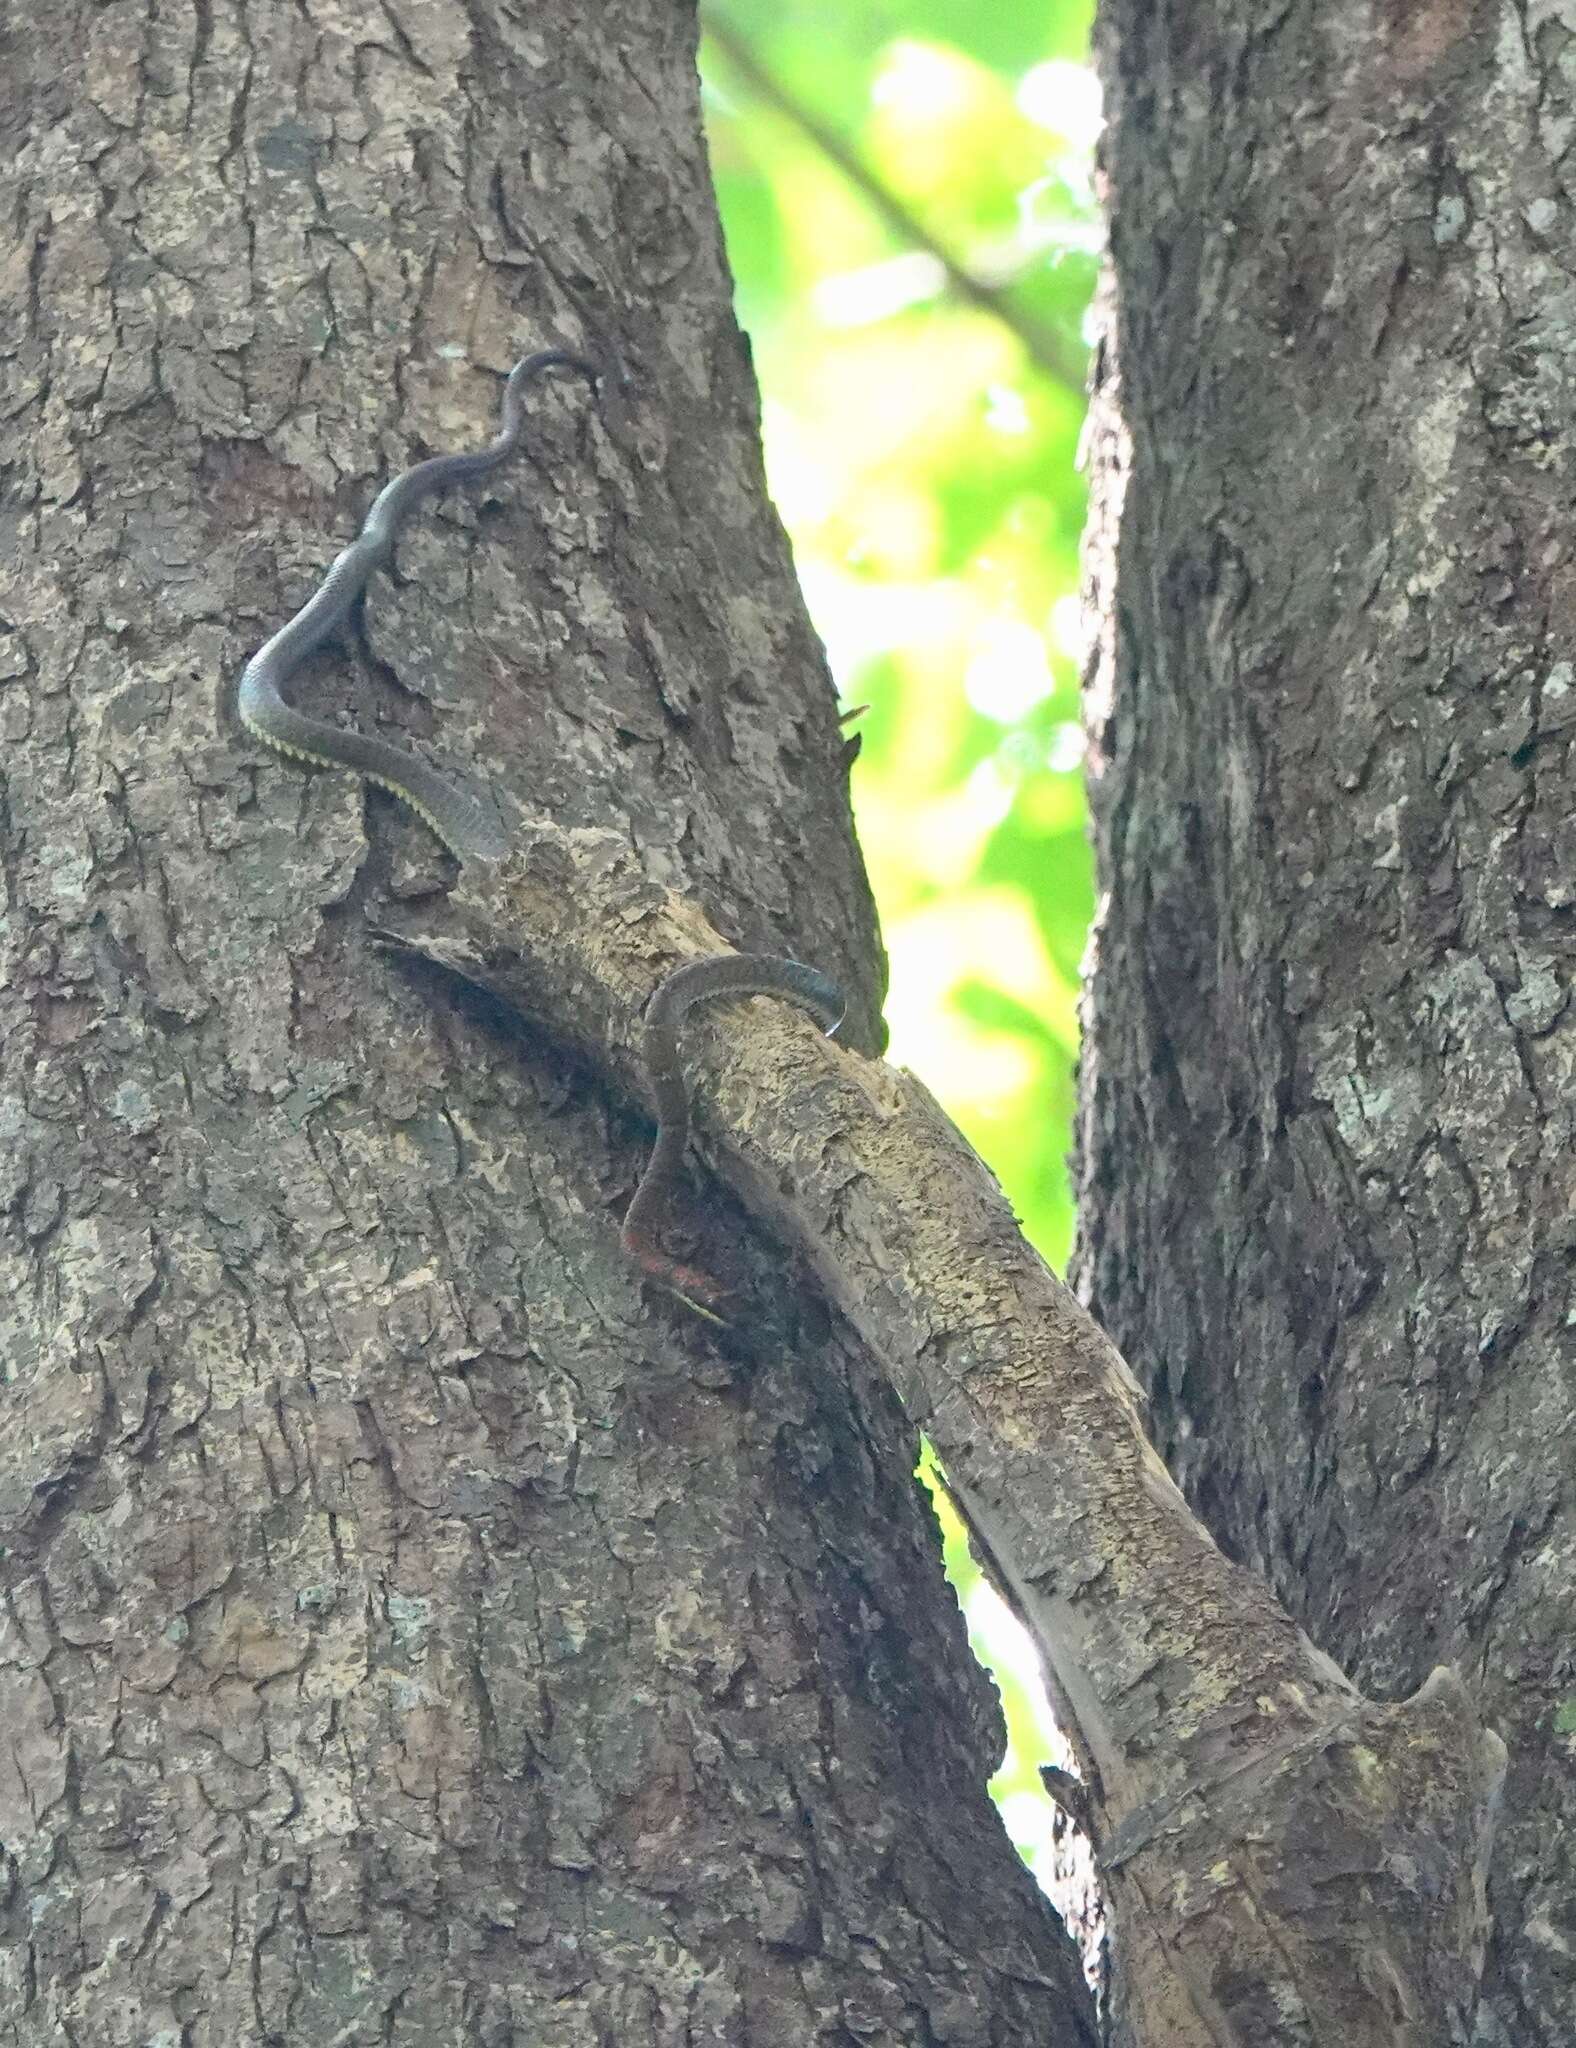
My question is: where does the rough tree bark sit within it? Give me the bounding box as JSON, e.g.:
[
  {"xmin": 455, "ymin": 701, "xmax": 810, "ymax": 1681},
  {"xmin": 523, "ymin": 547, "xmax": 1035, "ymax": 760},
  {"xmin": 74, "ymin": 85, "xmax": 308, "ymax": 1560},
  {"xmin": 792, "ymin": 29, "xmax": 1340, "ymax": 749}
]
[
  {"xmin": 1080, "ymin": 5, "xmax": 1576, "ymax": 2046},
  {"xmin": 0, "ymin": 3, "xmax": 1100, "ymax": 2042},
  {"xmin": 0, "ymin": 1, "xmax": 1518, "ymax": 2045}
]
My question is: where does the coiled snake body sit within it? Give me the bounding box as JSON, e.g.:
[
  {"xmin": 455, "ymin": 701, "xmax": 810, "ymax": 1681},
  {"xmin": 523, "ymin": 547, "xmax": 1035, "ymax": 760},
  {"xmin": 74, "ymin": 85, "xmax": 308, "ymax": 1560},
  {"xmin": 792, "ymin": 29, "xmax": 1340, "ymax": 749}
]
[
  {"xmin": 623, "ymin": 955, "xmax": 845, "ymax": 1310},
  {"xmin": 238, "ymin": 348, "xmax": 600, "ymax": 861}
]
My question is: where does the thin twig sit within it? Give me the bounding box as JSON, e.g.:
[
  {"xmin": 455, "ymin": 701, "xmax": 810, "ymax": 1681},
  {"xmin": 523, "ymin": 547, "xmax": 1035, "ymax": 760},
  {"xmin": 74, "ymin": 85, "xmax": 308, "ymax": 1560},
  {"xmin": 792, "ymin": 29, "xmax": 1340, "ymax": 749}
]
[{"xmin": 702, "ymin": 15, "xmax": 1089, "ymax": 397}]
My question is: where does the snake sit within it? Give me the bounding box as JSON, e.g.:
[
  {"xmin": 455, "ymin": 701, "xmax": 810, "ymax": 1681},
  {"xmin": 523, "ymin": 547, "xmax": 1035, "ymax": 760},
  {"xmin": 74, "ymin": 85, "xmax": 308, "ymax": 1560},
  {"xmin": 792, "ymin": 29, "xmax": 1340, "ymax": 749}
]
[
  {"xmin": 622, "ymin": 955, "xmax": 846, "ymax": 1311},
  {"xmin": 239, "ymin": 351, "xmax": 839, "ymax": 1306},
  {"xmin": 237, "ymin": 348, "xmax": 601, "ymax": 861}
]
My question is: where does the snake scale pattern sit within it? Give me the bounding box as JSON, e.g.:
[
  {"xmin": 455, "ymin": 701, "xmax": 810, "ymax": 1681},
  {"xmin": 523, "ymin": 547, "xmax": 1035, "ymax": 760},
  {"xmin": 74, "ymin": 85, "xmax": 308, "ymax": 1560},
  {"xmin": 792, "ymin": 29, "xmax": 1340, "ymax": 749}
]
[{"xmin": 238, "ymin": 348, "xmax": 600, "ymax": 860}]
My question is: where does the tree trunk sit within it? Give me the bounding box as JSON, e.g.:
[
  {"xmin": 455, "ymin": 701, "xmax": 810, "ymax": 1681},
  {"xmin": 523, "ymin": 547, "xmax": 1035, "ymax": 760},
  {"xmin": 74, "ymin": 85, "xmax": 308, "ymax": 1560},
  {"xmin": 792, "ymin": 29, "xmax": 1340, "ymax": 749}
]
[
  {"xmin": 1081, "ymin": 4, "xmax": 1574, "ymax": 2043},
  {"xmin": 0, "ymin": 4, "xmax": 1099, "ymax": 2042}
]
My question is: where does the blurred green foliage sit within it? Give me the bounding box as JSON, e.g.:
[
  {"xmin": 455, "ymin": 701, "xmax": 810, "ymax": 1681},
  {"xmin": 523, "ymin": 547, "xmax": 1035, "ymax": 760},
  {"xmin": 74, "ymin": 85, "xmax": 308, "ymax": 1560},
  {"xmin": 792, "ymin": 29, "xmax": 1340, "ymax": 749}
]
[
  {"xmin": 702, "ymin": 0, "xmax": 1097, "ymax": 1274},
  {"xmin": 701, "ymin": 0, "xmax": 1101, "ymax": 1918}
]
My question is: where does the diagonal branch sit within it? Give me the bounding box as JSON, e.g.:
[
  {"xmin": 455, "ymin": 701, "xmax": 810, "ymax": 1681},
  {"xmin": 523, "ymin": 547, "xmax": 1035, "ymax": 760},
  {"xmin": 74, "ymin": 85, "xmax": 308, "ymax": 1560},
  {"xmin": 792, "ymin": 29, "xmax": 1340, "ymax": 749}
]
[
  {"xmin": 377, "ymin": 817, "xmax": 1506, "ymax": 2048},
  {"xmin": 702, "ymin": 15, "xmax": 1090, "ymax": 397}
]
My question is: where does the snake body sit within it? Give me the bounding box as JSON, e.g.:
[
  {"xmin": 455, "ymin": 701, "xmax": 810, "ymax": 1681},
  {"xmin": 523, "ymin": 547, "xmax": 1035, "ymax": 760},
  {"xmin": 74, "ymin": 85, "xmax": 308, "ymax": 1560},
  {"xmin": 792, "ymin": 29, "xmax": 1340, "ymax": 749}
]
[
  {"xmin": 237, "ymin": 348, "xmax": 600, "ymax": 861},
  {"xmin": 622, "ymin": 955, "xmax": 846, "ymax": 1309},
  {"xmin": 241, "ymin": 351, "xmax": 837, "ymax": 1307}
]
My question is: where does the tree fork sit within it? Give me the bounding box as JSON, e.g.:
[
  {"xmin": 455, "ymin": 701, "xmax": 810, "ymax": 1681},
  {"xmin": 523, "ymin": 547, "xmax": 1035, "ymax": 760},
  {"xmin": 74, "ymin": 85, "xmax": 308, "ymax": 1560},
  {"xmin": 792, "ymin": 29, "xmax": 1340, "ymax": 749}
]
[{"xmin": 380, "ymin": 816, "xmax": 1508, "ymax": 2048}]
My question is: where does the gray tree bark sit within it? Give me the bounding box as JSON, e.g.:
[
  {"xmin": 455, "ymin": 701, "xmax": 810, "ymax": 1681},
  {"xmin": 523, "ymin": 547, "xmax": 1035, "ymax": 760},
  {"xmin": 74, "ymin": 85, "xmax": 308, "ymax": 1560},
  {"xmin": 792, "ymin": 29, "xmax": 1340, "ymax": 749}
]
[
  {"xmin": 0, "ymin": 3, "xmax": 1100, "ymax": 2042},
  {"xmin": 1081, "ymin": 4, "xmax": 1576, "ymax": 2044}
]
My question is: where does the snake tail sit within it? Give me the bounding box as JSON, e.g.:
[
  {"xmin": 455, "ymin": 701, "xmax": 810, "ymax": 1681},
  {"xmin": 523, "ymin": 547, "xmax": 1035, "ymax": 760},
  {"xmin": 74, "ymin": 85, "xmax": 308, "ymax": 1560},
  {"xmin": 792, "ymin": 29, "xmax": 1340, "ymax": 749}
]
[
  {"xmin": 621, "ymin": 954, "xmax": 846, "ymax": 1309},
  {"xmin": 236, "ymin": 348, "xmax": 601, "ymax": 862}
]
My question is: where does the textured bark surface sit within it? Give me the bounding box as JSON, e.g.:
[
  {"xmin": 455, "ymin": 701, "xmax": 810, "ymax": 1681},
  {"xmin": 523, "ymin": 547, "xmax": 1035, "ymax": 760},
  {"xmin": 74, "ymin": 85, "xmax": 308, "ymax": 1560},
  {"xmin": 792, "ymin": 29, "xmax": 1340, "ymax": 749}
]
[
  {"xmin": 0, "ymin": 3, "xmax": 1100, "ymax": 2041},
  {"xmin": 389, "ymin": 807, "xmax": 1504, "ymax": 2048},
  {"xmin": 1080, "ymin": 4, "xmax": 1576, "ymax": 2042}
]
